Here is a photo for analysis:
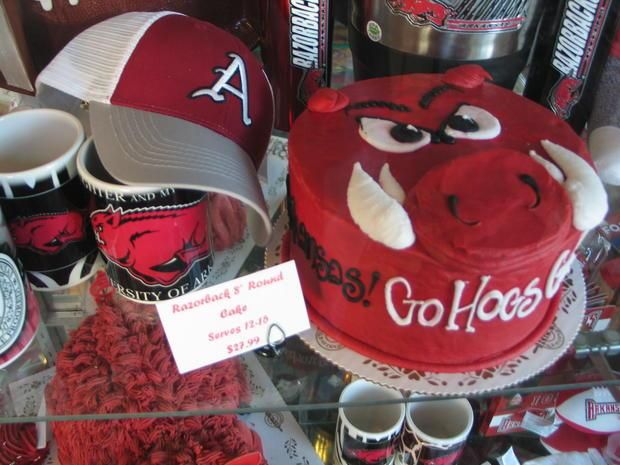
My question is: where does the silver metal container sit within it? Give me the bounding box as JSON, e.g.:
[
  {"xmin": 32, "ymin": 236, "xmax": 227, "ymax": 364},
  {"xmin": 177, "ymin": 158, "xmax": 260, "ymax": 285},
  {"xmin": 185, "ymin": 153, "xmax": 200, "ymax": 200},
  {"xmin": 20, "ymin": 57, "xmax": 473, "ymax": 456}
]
[{"xmin": 349, "ymin": 0, "xmax": 544, "ymax": 88}]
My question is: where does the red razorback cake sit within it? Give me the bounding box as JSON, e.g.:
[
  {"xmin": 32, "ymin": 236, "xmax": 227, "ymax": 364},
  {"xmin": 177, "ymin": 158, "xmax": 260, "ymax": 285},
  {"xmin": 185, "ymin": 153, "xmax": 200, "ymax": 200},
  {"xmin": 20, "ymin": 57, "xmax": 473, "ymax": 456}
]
[{"xmin": 288, "ymin": 65, "xmax": 607, "ymax": 372}]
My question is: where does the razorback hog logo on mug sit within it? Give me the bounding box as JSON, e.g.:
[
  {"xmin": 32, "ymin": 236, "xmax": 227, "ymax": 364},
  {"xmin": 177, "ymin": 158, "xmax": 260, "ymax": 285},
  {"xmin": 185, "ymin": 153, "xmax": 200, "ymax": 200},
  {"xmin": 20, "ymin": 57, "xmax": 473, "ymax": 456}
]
[
  {"xmin": 77, "ymin": 137, "xmax": 214, "ymax": 303},
  {"xmin": 91, "ymin": 202, "xmax": 210, "ymax": 287},
  {"xmin": 8, "ymin": 211, "xmax": 86, "ymax": 254}
]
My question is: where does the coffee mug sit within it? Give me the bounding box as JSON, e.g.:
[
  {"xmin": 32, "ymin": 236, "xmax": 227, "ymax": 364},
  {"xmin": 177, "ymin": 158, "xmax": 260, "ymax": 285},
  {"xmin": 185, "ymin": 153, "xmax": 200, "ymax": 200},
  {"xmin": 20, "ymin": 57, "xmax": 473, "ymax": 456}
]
[
  {"xmin": 397, "ymin": 398, "xmax": 473, "ymax": 465},
  {"xmin": 0, "ymin": 208, "xmax": 42, "ymax": 370},
  {"xmin": 335, "ymin": 379, "xmax": 405, "ymax": 465},
  {"xmin": 0, "ymin": 109, "xmax": 99, "ymax": 290},
  {"xmin": 77, "ymin": 138, "xmax": 213, "ymax": 303}
]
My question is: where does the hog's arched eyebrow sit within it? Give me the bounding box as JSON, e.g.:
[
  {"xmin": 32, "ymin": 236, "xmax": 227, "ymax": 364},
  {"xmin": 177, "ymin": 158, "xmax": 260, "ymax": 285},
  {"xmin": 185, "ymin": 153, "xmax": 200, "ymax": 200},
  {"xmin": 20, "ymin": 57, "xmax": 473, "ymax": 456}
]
[
  {"xmin": 345, "ymin": 100, "xmax": 411, "ymax": 113},
  {"xmin": 420, "ymin": 84, "xmax": 454, "ymax": 109}
]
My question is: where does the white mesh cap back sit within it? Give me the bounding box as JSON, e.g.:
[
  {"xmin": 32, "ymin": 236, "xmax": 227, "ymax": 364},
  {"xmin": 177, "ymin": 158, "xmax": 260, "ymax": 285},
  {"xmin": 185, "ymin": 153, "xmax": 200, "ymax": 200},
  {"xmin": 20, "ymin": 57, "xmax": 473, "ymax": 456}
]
[{"xmin": 36, "ymin": 11, "xmax": 176, "ymax": 103}]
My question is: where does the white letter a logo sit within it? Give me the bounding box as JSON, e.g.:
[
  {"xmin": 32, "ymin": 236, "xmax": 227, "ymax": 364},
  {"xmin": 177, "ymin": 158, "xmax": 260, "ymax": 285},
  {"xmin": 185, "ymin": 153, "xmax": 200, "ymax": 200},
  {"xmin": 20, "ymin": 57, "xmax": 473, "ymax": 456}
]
[{"xmin": 189, "ymin": 53, "xmax": 252, "ymax": 126}]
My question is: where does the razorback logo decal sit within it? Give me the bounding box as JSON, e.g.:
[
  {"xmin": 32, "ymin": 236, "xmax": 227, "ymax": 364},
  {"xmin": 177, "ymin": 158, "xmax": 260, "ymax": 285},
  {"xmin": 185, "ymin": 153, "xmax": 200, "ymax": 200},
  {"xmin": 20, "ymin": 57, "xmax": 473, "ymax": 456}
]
[
  {"xmin": 418, "ymin": 449, "xmax": 463, "ymax": 465},
  {"xmin": 90, "ymin": 201, "xmax": 211, "ymax": 286},
  {"xmin": 344, "ymin": 445, "xmax": 394, "ymax": 464},
  {"xmin": 9, "ymin": 211, "xmax": 86, "ymax": 254},
  {"xmin": 386, "ymin": 0, "xmax": 528, "ymax": 32},
  {"xmin": 549, "ymin": 76, "xmax": 583, "ymax": 119},
  {"xmin": 387, "ymin": 0, "xmax": 454, "ymax": 27}
]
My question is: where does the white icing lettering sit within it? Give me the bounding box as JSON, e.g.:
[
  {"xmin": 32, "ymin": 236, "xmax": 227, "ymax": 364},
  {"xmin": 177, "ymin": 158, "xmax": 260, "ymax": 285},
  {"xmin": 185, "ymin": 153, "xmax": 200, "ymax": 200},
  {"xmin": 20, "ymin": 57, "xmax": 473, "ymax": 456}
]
[
  {"xmin": 418, "ymin": 299, "xmax": 444, "ymax": 326},
  {"xmin": 385, "ymin": 277, "xmax": 415, "ymax": 326},
  {"xmin": 477, "ymin": 290, "xmax": 505, "ymax": 322},
  {"xmin": 384, "ymin": 278, "xmax": 445, "ymax": 327},
  {"xmin": 384, "ymin": 250, "xmax": 573, "ymax": 332},
  {"xmin": 446, "ymin": 276, "xmax": 491, "ymax": 333},
  {"xmin": 517, "ymin": 278, "xmax": 543, "ymax": 318},
  {"xmin": 500, "ymin": 287, "xmax": 522, "ymax": 321},
  {"xmin": 545, "ymin": 249, "xmax": 573, "ymax": 298}
]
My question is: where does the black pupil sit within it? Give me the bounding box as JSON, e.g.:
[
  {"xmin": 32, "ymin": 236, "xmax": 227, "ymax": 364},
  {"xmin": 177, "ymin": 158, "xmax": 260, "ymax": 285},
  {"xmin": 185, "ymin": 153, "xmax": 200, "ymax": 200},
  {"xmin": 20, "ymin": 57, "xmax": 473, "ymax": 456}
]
[
  {"xmin": 448, "ymin": 115, "xmax": 479, "ymax": 132},
  {"xmin": 390, "ymin": 124, "xmax": 423, "ymax": 143}
]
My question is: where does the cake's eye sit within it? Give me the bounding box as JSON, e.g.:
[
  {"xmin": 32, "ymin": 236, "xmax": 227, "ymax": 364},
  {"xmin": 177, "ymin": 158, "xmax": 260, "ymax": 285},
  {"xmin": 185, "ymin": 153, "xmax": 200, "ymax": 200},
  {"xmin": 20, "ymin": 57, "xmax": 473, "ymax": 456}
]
[
  {"xmin": 444, "ymin": 105, "xmax": 501, "ymax": 140},
  {"xmin": 358, "ymin": 117, "xmax": 431, "ymax": 153}
]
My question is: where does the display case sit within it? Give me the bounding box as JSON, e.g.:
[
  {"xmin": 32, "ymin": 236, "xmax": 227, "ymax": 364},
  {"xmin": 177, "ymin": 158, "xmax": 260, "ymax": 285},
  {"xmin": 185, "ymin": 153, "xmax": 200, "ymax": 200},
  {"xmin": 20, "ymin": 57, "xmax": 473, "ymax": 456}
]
[
  {"xmin": 1, "ymin": 3, "xmax": 620, "ymax": 465},
  {"xmin": 0, "ymin": 145, "xmax": 618, "ymax": 462}
]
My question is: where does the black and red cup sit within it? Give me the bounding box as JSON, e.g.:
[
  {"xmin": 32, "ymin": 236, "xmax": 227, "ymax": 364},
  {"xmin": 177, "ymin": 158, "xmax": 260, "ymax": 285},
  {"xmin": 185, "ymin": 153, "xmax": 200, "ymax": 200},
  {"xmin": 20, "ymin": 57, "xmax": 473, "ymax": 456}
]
[
  {"xmin": 335, "ymin": 380, "xmax": 405, "ymax": 465},
  {"xmin": 77, "ymin": 138, "xmax": 213, "ymax": 303},
  {"xmin": 0, "ymin": 109, "xmax": 99, "ymax": 291},
  {"xmin": 396, "ymin": 398, "xmax": 474, "ymax": 465},
  {"xmin": 0, "ymin": 205, "xmax": 41, "ymax": 370}
]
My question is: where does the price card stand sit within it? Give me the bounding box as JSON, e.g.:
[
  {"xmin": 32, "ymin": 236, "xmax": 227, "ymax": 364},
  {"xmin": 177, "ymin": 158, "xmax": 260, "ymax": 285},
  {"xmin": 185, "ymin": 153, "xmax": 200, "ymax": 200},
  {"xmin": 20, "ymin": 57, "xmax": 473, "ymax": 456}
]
[
  {"xmin": 255, "ymin": 323, "xmax": 287, "ymax": 358},
  {"xmin": 157, "ymin": 261, "xmax": 310, "ymax": 374}
]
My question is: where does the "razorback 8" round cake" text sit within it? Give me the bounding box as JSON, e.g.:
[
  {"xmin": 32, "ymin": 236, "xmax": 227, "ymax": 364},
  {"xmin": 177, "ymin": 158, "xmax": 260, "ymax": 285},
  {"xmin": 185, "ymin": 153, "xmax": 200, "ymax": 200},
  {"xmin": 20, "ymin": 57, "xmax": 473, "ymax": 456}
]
[{"xmin": 288, "ymin": 65, "xmax": 607, "ymax": 372}]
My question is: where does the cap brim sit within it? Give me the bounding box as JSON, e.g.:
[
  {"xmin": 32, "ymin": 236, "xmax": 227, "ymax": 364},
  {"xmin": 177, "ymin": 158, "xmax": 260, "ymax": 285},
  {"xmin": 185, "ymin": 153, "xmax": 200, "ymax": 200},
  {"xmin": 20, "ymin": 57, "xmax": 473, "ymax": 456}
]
[{"xmin": 89, "ymin": 101, "xmax": 272, "ymax": 246}]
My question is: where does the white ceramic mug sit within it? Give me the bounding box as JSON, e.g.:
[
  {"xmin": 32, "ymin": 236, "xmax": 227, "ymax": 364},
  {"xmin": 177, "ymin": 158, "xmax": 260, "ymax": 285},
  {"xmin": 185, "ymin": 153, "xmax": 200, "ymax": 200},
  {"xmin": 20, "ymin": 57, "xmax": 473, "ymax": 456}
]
[
  {"xmin": 335, "ymin": 379, "xmax": 405, "ymax": 465},
  {"xmin": 77, "ymin": 138, "xmax": 213, "ymax": 303},
  {"xmin": 0, "ymin": 208, "xmax": 41, "ymax": 369},
  {"xmin": 0, "ymin": 109, "xmax": 99, "ymax": 290},
  {"xmin": 397, "ymin": 398, "xmax": 473, "ymax": 465}
]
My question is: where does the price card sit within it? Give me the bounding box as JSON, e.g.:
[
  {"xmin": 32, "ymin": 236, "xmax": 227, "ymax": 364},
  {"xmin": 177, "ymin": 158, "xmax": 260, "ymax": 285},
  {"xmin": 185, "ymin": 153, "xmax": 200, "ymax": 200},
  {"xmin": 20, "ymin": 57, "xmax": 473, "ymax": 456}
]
[{"xmin": 157, "ymin": 260, "xmax": 310, "ymax": 374}]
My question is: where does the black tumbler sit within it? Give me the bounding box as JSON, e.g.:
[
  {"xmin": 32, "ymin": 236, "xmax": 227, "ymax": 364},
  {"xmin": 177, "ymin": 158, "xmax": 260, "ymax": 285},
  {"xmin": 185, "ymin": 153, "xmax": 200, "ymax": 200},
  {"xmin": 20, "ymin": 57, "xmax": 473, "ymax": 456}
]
[{"xmin": 349, "ymin": 0, "xmax": 543, "ymax": 89}]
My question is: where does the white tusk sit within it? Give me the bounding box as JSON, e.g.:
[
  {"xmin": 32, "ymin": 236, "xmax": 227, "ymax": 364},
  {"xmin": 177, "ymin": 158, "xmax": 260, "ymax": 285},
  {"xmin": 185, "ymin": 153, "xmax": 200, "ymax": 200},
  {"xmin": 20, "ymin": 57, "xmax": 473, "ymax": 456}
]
[
  {"xmin": 379, "ymin": 163, "xmax": 406, "ymax": 204},
  {"xmin": 540, "ymin": 140, "xmax": 608, "ymax": 231},
  {"xmin": 529, "ymin": 150, "xmax": 565, "ymax": 183},
  {"xmin": 347, "ymin": 163, "xmax": 415, "ymax": 249}
]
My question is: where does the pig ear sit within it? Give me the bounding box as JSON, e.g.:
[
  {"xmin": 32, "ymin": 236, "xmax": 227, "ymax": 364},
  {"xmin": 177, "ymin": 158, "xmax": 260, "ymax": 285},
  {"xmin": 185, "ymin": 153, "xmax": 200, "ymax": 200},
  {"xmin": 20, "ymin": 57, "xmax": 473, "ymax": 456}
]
[
  {"xmin": 442, "ymin": 65, "xmax": 493, "ymax": 89},
  {"xmin": 308, "ymin": 88, "xmax": 350, "ymax": 113}
]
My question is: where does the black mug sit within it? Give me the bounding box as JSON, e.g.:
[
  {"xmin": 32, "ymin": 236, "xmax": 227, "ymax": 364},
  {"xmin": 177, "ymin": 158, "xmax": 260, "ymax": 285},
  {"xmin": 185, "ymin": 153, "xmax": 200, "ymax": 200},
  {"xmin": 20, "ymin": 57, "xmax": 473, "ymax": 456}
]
[
  {"xmin": 0, "ymin": 109, "xmax": 99, "ymax": 290},
  {"xmin": 77, "ymin": 138, "xmax": 214, "ymax": 303}
]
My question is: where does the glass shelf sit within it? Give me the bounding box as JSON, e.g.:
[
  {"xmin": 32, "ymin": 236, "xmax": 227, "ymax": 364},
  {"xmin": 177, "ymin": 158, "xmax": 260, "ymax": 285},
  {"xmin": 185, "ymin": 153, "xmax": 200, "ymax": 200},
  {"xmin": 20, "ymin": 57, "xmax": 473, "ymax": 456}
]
[
  {"xmin": 0, "ymin": 133, "xmax": 617, "ymax": 425},
  {"xmin": 1, "ymin": 238, "xmax": 619, "ymax": 424},
  {"xmin": 1, "ymin": 339, "xmax": 619, "ymax": 423}
]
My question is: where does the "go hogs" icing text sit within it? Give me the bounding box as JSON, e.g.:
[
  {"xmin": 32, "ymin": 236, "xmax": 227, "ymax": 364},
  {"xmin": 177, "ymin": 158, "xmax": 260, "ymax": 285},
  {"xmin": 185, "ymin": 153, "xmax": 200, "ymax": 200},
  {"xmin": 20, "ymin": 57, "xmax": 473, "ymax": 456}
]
[{"xmin": 385, "ymin": 250, "xmax": 573, "ymax": 332}]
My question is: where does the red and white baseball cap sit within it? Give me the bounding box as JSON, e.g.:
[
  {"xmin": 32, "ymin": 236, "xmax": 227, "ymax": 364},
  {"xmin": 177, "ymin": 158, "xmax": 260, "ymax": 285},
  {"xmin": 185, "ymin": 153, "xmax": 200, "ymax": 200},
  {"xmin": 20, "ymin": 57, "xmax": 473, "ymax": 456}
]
[{"xmin": 36, "ymin": 12, "xmax": 274, "ymax": 245}]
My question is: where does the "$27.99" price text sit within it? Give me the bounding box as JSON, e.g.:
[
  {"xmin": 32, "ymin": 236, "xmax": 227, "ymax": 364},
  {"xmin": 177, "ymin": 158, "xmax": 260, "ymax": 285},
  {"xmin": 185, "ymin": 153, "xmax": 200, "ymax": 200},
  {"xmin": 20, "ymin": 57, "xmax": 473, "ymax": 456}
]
[{"xmin": 227, "ymin": 336, "xmax": 261, "ymax": 354}]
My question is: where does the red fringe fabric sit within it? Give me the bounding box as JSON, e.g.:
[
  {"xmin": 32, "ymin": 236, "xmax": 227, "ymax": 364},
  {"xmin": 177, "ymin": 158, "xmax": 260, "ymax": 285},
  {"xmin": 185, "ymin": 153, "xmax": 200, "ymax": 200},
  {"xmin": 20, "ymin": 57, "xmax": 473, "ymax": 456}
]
[
  {"xmin": 46, "ymin": 273, "xmax": 266, "ymax": 465},
  {"xmin": 0, "ymin": 423, "xmax": 48, "ymax": 465}
]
